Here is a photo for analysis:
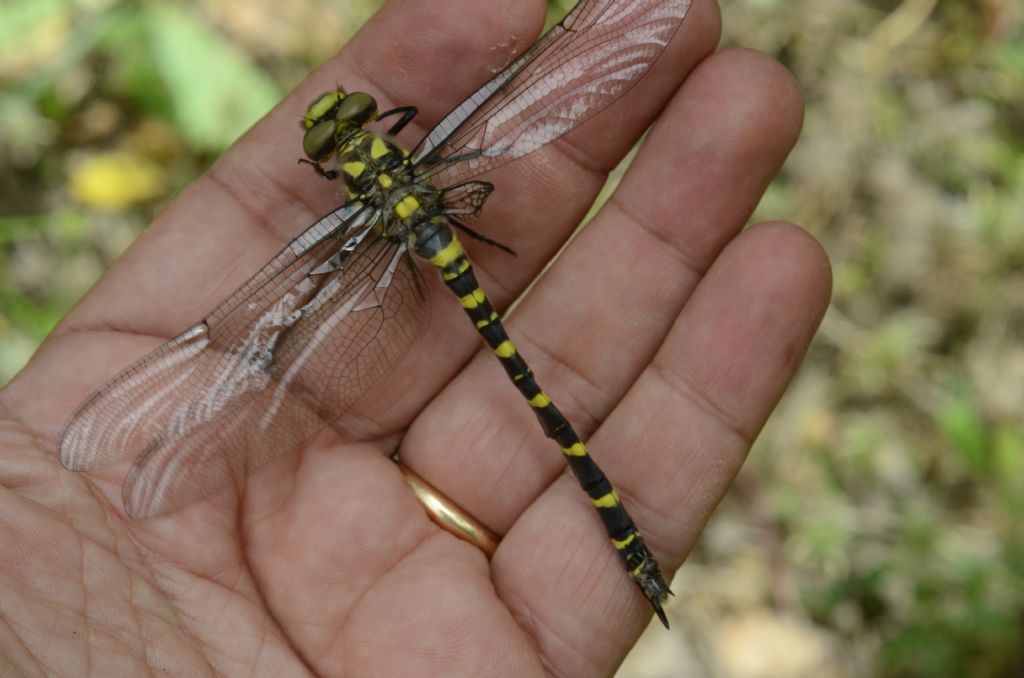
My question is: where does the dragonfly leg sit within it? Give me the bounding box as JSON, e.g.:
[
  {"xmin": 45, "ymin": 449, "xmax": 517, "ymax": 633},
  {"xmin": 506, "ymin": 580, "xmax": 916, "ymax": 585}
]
[
  {"xmin": 297, "ymin": 158, "xmax": 339, "ymax": 180},
  {"xmin": 450, "ymin": 218, "xmax": 517, "ymax": 256},
  {"xmin": 378, "ymin": 106, "xmax": 418, "ymax": 136}
]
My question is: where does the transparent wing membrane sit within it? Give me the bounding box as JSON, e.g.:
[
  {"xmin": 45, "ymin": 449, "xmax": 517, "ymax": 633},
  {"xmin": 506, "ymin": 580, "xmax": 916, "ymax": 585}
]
[
  {"xmin": 60, "ymin": 204, "xmax": 428, "ymax": 516},
  {"xmin": 413, "ymin": 0, "xmax": 691, "ymax": 186},
  {"xmin": 441, "ymin": 181, "xmax": 494, "ymax": 224}
]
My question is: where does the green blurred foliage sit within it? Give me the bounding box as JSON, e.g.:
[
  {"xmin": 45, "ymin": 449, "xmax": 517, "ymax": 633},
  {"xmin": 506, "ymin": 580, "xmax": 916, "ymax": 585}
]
[
  {"xmin": 1, "ymin": 0, "xmax": 1022, "ymax": 675},
  {"xmin": 711, "ymin": 1, "xmax": 1024, "ymax": 675}
]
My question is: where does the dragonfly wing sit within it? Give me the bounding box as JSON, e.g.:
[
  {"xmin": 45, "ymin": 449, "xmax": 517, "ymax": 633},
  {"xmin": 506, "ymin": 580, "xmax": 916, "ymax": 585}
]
[
  {"xmin": 441, "ymin": 181, "xmax": 494, "ymax": 225},
  {"xmin": 59, "ymin": 204, "xmax": 428, "ymax": 517},
  {"xmin": 412, "ymin": 0, "xmax": 692, "ymax": 186},
  {"xmin": 59, "ymin": 201, "xmax": 373, "ymax": 472},
  {"xmin": 121, "ymin": 240, "xmax": 423, "ymax": 518}
]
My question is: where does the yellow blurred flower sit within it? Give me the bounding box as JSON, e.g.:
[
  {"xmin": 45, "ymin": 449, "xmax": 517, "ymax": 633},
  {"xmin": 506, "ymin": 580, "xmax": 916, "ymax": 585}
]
[{"xmin": 69, "ymin": 151, "xmax": 165, "ymax": 211}]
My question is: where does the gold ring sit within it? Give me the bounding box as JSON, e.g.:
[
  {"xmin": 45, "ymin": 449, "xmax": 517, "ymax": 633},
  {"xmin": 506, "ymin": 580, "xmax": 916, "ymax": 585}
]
[{"xmin": 396, "ymin": 460, "xmax": 499, "ymax": 557}]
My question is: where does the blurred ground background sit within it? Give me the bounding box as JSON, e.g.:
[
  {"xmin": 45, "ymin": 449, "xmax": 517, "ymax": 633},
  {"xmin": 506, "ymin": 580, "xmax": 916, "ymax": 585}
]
[{"xmin": 1, "ymin": 0, "xmax": 1022, "ymax": 675}]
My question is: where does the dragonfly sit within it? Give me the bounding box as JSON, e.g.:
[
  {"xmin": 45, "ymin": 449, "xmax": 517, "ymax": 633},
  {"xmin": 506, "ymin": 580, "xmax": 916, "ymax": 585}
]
[{"xmin": 59, "ymin": 0, "xmax": 693, "ymax": 627}]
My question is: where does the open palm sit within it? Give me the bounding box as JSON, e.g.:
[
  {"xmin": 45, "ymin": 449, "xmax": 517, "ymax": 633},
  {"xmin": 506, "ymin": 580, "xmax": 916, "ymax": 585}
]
[{"xmin": 0, "ymin": 0, "xmax": 828, "ymax": 675}]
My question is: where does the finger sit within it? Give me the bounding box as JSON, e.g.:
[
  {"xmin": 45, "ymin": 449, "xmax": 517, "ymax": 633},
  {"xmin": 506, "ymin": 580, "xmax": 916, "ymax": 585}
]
[
  {"xmin": 497, "ymin": 222, "xmax": 832, "ymax": 672},
  {"xmin": 403, "ymin": 47, "xmax": 802, "ymax": 532}
]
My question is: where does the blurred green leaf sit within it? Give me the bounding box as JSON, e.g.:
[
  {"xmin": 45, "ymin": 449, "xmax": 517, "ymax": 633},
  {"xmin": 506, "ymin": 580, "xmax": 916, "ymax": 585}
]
[
  {"xmin": 938, "ymin": 384, "xmax": 990, "ymax": 474},
  {"xmin": 993, "ymin": 425, "xmax": 1024, "ymax": 478},
  {"xmin": 0, "ymin": 0, "xmax": 68, "ymax": 79},
  {"xmin": 145, "ymin": 5, "xmax": 281, "ymax": 151},
  {"xmin": 0, "ymin": 215, "xmax": 43, "ymax": 245}
]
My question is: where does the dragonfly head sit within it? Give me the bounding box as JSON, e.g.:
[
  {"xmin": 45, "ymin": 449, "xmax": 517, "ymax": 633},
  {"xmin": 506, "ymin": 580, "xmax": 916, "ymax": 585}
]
[{"xmin": 302, "ymin": 89, "xmax": 379, "ymax": 161}]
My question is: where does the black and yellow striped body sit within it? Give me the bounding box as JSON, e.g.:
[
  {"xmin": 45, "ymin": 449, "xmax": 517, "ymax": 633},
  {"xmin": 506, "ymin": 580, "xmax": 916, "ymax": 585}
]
[
  {"xmin": 411, "ymin": 221, "xmax": 672, "ymax": 626},
  {"xmin": 308, "ymin": 90, "xmax": 671, "ymax": 625}
]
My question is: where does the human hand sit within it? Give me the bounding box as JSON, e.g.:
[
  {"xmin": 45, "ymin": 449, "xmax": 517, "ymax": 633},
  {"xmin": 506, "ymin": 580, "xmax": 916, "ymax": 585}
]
[{"xmin": 0, "ymin": 0, "xmax": 828, "ymax": 675}]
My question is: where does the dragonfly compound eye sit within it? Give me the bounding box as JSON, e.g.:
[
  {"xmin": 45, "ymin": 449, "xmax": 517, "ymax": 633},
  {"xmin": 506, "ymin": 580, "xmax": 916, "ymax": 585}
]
[
  {"xmin": 302, "ymin": 120, "xmax": 338, "ymax": 160},
  {"xmin": 303, "ymin": 89, "xmax": 346, "ymax": 129},
  {"xmin": 334, "ymin": 91, "xmax": 378, "ymax": 126}
]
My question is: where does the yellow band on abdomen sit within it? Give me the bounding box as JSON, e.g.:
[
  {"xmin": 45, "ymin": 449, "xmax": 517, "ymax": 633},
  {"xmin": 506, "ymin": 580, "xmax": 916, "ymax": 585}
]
[{"xmin": 494, "ymin": 340, "xmax": 516, "ymax": 359}]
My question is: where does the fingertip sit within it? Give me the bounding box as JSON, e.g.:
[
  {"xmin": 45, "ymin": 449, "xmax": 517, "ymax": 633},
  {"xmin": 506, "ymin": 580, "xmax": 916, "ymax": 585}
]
[
  {"xmin": 670, "ymin": 47, "xmax": 804, "ymax": 162},
  {"xmin": 678, "ymin": 221, "xmax": 831, "ymax": 426},
  {"xmin": 742, "ymin": 221, "xmax": 833, "ymax": 319},
  {"xmin": 683, "ymin": 0, "xmax": 724, "ymax": 58},
  {"xmin": 717, "ymin": 48, "xmax": 805, "ymax": 149}
]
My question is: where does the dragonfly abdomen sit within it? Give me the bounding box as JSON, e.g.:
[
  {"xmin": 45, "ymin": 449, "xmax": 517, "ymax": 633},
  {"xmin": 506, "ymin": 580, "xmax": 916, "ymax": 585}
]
[{"xmin": 413, "ymin": 221, "xmax": 673, "ymax": 626}]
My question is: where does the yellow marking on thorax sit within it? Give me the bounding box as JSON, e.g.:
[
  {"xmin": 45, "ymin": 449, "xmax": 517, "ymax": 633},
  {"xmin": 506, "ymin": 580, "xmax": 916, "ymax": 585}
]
[
  {"xmin": 561, "ymin": 442, "xmax": 586, "ymax": 457},
  {"xmin": 494, "ymin": 340, "xmax": 516, "ymax": 359},
  {"xmin": 459, "ymin": 289, "xmax": 487, "ymax": 309},
  {"xmin": 592, "ymin": 491, "xmax": 620, "ymax": 509},
  {"xmin": 395, "ymin": 195, "xmax": 420, "ymax": 220},
  {"xmin": 377, "ymin": 173, "xmax": 393, "ymax": 189},
  {"xmin": 429, "ymin": 239, "xmax": 464, "ymax": 268},
  {"xmin": 613, "ymin": 533, "xmax": 637, "ymax": 549},
  {"xmin": 338, "ymin": 139, "xmax": 357, "ymax": 156},
  {"xmin": 528, "ymin": 392, "xmax": 551, "ymax": 408},
  {"xmin": 342, "ymin": 161, "xmax": 366, "ymax": 178},
  {"xmin": 370, "ymin": 137, "xmax": 390, "ymax": 159}
]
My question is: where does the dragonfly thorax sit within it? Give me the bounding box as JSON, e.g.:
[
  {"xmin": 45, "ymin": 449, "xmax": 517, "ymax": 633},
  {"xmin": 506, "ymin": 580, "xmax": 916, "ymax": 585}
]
[
  {"xmin": 333, "ymin": 130, "xmax": 412, "ymax": 199},
  {"xmin": 328, "ymin": 129, "xmax": 450, "ymax": 247},
  {"xmin": 301, "ymin": 89, "xmax": 459, "ymax": 248}
]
